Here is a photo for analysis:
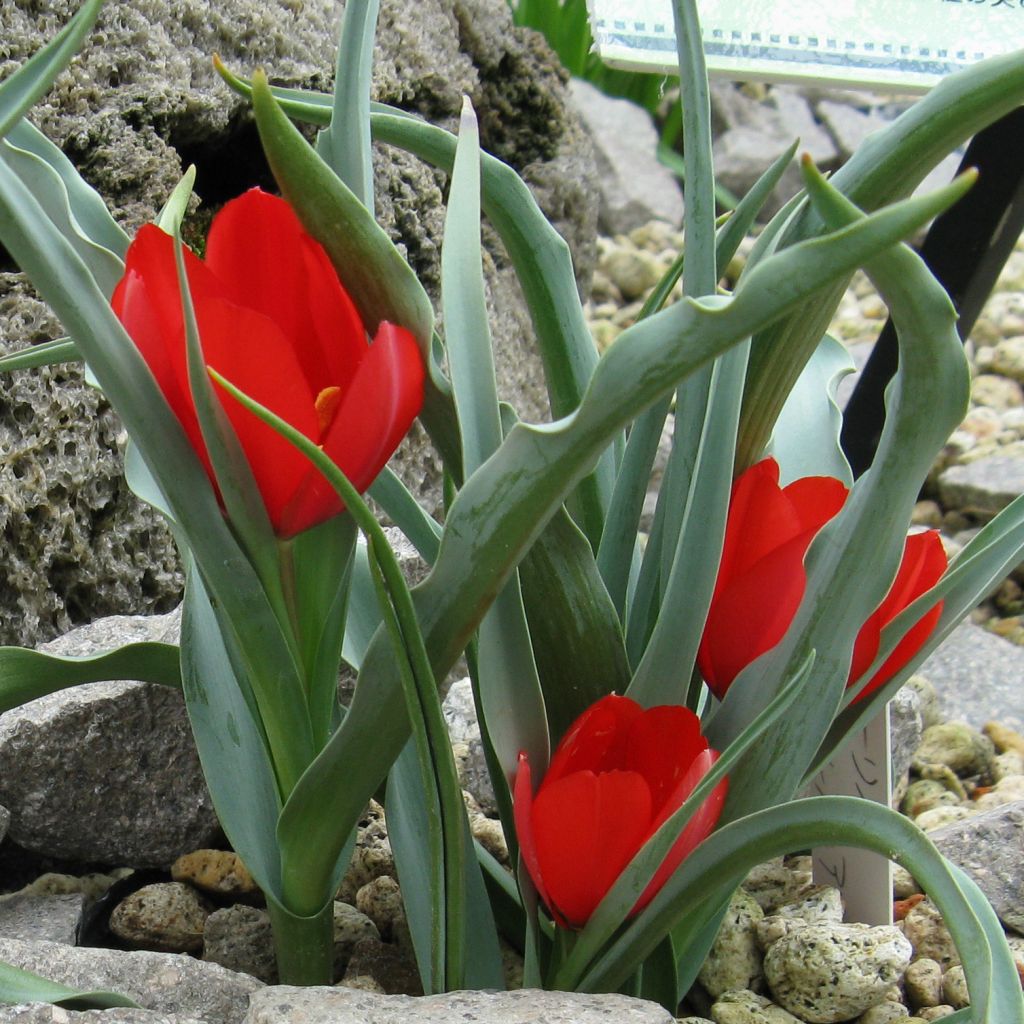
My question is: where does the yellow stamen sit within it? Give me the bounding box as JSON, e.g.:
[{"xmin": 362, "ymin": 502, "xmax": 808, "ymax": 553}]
[{"xmin": 315, "ymin": 386, "xmax": 342, "ymax": 437}]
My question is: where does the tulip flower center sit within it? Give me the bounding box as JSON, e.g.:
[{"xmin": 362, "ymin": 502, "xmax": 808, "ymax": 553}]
[{"xmin": 315, "ymin": 386, "xmax": 343, "ymax": 438}]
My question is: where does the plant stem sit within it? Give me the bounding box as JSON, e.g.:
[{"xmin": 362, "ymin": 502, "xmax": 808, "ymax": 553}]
[{"xmin": 268, "ymin": 898, "xmax": 334, "ymax": 986}]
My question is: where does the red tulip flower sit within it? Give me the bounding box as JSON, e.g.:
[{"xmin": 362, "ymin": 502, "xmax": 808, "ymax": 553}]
[
  {"xmin": 697, "ymin": 458, "xmax": 946, "ymax": 704},
  {"xmin": 513, "ymin": 694, "xmax": 727, "ymax": 930},
  {"xmin": 112, "ymin": 188, "xmax": 424, "ymax": 539}
]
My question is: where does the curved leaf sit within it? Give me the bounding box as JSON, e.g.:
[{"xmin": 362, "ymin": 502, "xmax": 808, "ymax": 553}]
[
  {"xmin": 577, "ymin": 797, "xmax": 1021, "ymax": 1024},
  {"xmin": 276, "ymin": 179, "xmax": 968, "ymax": 913},
  {"xmin": 0, "ymin": 0, "xmax": 104, "ymax": 141},
  {"xmin": 0, "ymin": 642, "xmax": 181, "ymax": 715},
  {"xmin": 0, "ymin": 960, "xmax": 137, "ymax": 1010},
  {"xmin": 713, "ymin": 165, "xmax": 972, "ymax": 822},
  {"xmin": 738, "ymin": 49, "xmax": 1024, "ymax": 469}
]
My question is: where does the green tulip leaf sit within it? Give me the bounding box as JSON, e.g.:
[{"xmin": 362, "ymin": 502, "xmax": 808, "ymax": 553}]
[
  {"xmin": 738, "ymin": 49, "xmax": 1024, "ymax": 469},
  {"xmin": 0, "ymin": 133, "xmax": 124, "ymax": 297},
  {"xmin": 0, "ymin": 0, "xmax": 104, "ymax": 142},
  {"xmin": 156, "ymin": 165, "xmax": 197, "ymax": 237},
  {"xmin": 713, "ymin": 164, "xmax": 972, "ymax": 823},
  {"xmin": 0, "ymin": 960, "xmax": 138, "ymax": 1010},
  {"xmin": 0, "ymin": 336, "xmax": 79, "ymax": 373},
  {"xmin": 575, "ymin": 796, "xmax": 1022, "ymax": 1024},
  {"xmin": 275, "ymin": 176, "xmax": 968, "ymax": 912},
  {"xmin": 0, "ymin": 642, "xmax": 181, "ymax": 715},
  {"xmin": 768, "ymin": 333, "xmax": 854, "ymax": 488},
  {"xmin": 521, "ymin": 506, "xmax": 631, "ymax": 745},
  {"xmin": 443, "ymin": 98, "xmax": 548, "ymax": 794},
  {"xmin": 179, "ymin": 559, "xmax": 285, "ymax": 905},
  {"xmin": 316, "ymin": 0, "xmax": 378, "ymax": 210}
]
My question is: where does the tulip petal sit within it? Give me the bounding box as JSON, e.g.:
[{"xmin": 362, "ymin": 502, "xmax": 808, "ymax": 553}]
[
  {"xmin": 849, "ymin": 531, "xmax": 946, "ymax": 701},
  {"xmin": 636, "ymin": 749, "xmax": 727, "ymax": 912},
  {"xmin": 512, "ymin": 752, "xmax": 556, "ymax": 924},
  {"xmin": 531, "ymin": 769, "xmax": 652, "ymax": 928},
  {"xmin": 204, "ymin": 189, "xmax": 368, "ymax": 394},
  {"xmin": 698, "ymin": 531, "xmax": 815, "ymax": 697},
  {"xmin": 545, "ymin": 694, "xmax": 643, "ymax": 785},
  {"xmin": 197, "ymin": 296, "xmax": 318, "ymax": 529},
  {"xmin": 279, "ymin": 321, "xmax": 425, "ymax": 538},
  {"xmin": 623, "ymin": 704, "xmax": 704, "ymax": 809}
]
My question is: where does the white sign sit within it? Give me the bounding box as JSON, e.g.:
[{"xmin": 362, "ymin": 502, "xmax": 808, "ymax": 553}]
[
  {"xmin": 807, "ymin": 709, "xmax": 893, "ymax": 926},
  {"xmin": 588, "ymin": 0, "xmax": 1024, "ymax": 92}
]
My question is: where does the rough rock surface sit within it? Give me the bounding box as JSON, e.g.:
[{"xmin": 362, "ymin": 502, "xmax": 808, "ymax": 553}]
[
  {"xmin": 245, "ymin": 987, "xmax": 675, "ymax": 1024},
  {"xmin": 761, "ymin": 922, "xmax": 912, "ymax": 1023},
  {"xmin": 927, "ymin": 800, "xmax": 1024, "ymax": 934},
  {"xmin": 0, "ymin": 0, "xmax": 599, "ymax": 644},
  {"xmin": 0, "ymin": 938, "xmax": 261, "ymax": 1024},
  {"xmin": 0, "ymin": 611, "xmax": 220, "ymax": 866},
  {"xmin": 567, "ymin": 78, "xmax": 683, "ymax": 234},
  {"xmin": 108, "ymin": 882, "xmax": 211, "ymax": 954},
  {"xmin": 919, "ymin": 623, "xmax": 1024, "ymax": 733},
  {"xmin": 0, "ymin": 1010, "xmax": 207, "ymax": 1024},
  {"xmin": 0, "ymin": 892, "xmax": 82, "ymax": 945}
]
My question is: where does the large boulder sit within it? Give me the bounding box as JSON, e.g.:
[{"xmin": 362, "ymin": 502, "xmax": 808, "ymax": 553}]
[{"xmin": 0, "ymin": 0, "xmax": 599, "ymax": 646}]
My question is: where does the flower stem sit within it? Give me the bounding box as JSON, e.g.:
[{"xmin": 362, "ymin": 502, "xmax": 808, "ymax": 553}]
[{"xmin": 268, "ymin": 897, "xmax": 334, "ymax": 986}]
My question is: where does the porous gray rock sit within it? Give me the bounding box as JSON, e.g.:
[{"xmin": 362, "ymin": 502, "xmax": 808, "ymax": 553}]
[
  {"xmin": 245, "ymin": 987, "xmax": 675, "ymax": 1024},
  {"xmin": 900, "ymin": 900, "xmax": 959, "ymax": 970},
  {"xmin": 0, "ymin": 611, "xmax": 220, "ymax": 867},
  {"xmin": 0, "ymin": 804, "xmax": 9, "ymax": 845},
  {"xmin": 0, "ymin": 892, "xmax": 83, "ymax": 945},
  {"xmin": 927, "ymin": 800, "xmax": 1024, "ymax": 934},
  {"xmin": 0, "ymin": 282, "xmax": 182, "ymax": 648},
  {"xmin": 567, "ymin": 78, "xmax": 683, "ymax": 234},
  {"xmin": 0, "ymin": 0, "xmax": 600, "ymax": 621},
  {"xmin": 0, "ymin": 937, "xmax": 261, "ymax": 1024},
  {"xmin": 203, "ymin": 904, "xmax": 278, "ymax": 984},
  {"xmin": 762, "ymin": 922, "xmax": 912, "ymax": 1023}
]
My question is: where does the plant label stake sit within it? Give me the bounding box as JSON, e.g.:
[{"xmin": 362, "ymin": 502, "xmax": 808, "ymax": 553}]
[{"xmin": 806, "ymin": 708, "xmax": 894, "ymax": 926}]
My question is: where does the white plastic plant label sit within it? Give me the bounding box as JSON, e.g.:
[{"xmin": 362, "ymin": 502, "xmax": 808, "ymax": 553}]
[
  {"xmin": 807, "ymin": 709, "xmax": 894, "ymax": 926},
  {"xmin": 587, "ymin": 0, "xmax": 1024, "ymax": 92}
]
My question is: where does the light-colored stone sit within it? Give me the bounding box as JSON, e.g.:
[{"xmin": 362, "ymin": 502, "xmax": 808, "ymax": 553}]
[
  {"xmin": 0, "ymin": 1009, "xmax": 206, "ymax": 1024},
  {"xmin": 109, "ymin": 882, "xmax": 211, "ymax": 954},
  {"xmin": 0, "ymin": 937, "xmax": 261, "ymax": 1024},
  {"xmin": 904, "ymin": 958, "xmax": 944, "ymax": 1010},
  {"xmin": 0, "ymin": 893, "xmax": 82, "ymax": 945},
  {"xmin": 913, "ymin": 806, "xmax": 974, "ymax": 832},
  {"xmin": 172, "ymin": 851, "xmax": 259, "ymax": 902},
  {"xmin": 941, "ymin": 966, "xmax": 970, "ymax": 1010},
  {"xmin": 0, "ymin": 612, "xmax": 220, "ymax": 867},
  {"xmin": 901, "ymin": 780, "xmax": 960, "ymax": 819},
  {"xmin": 337, "ymin": 802, "xmax": 394, "ymax": 904},
  {"xmin": 709, "ymin": 989, "xmax": 803, "ymax": 1024},
  {"xmin": 938, "ymin": 456, "xmax": 1024, "ymax": 518},
  {"xmin": 568, "ymin": 78, "xmax": 683, "ymax": 235},
  {"xmin": 926, "ymin": 800, "xmax": 1024, "ymax": 934},
  {"xmin": 354, "ymin": 877, "xmax": 409, "ymax": 950},
  {"xmin": 762, "ymin": 922, "xmax": 912, "ymax": 1023},
  {"xmin": 856, "ymin": 1002, "xmax": 910, "ymax": 1024},
  {"xmin": 915, "ymin": 723, "xmax": 996, "ymax": 779},
  {"xmin": 918, "ymin": 1006, "xmax": 957, "ymax": 1020},
  {"xmin": 245, "ymin": 987, "xmax": 675, "ymax": 1024},
  {"xmin": 698, "ymin": 889, "xmax": 766, "ymax": 998},
  {"xmin": 901, "ymin": 900, "xmax": 960, "ymax": 970}
]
